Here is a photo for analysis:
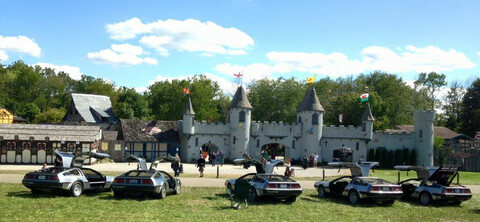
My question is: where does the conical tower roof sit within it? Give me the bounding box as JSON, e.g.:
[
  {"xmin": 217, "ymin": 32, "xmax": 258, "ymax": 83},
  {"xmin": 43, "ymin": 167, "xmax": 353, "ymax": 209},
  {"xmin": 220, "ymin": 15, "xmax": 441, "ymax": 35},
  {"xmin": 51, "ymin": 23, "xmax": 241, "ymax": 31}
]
[
  {"xmin": 362, "ymin": 104, "xmax": 374, "ymax": 121},
  {"xmin": 184, "ymin": 96, "xmax": 195, "ymax": 115},
  {"xmin": 297, "ymin": 88, "xmax": 324, "ymax": 112},
  {"xmin": 229, "ymin": 86, "xmax": 253, "ymax": 109}
]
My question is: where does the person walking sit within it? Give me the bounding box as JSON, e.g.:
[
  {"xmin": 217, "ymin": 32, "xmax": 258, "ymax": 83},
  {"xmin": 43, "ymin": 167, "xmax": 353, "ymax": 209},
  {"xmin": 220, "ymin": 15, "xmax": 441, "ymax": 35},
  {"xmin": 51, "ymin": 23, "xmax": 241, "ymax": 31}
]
[
  {"xmin": 196, "ymin": 156, "xmax": 206, "ymax": 177},
  {"xmin": 171, "ymin": 153, "xmax": 181, "ymax": 177},
  {"xmin": 314, "ymin": 153, "xmax": 319, "ymax": 168}
]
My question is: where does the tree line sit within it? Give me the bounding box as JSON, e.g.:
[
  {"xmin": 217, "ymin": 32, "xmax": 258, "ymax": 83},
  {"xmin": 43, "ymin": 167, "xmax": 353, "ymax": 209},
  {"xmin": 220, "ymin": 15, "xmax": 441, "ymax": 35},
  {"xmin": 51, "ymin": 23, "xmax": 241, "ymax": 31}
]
[{"xmin": 1, "ymin": 60, "xmax": 479, "ymax": 137}]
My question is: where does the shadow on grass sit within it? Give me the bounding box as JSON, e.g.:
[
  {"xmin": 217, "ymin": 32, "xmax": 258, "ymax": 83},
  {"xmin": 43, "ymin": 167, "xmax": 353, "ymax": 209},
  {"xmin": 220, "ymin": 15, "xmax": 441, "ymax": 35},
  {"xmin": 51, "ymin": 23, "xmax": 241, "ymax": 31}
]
[
  {"xmin": 7, "ymin": 190, "xmax": 67, "ymax": 199},
  {"xmin": 303, "ymin": 194, "xmax": 396, "ymax": 208},
  {"xmin": 470, "ymin": 209, "xmax": 480, "ymax": 214},
  {"xmin": 98, "ymin": 193, "xmax": 157, "ymax": 201}
]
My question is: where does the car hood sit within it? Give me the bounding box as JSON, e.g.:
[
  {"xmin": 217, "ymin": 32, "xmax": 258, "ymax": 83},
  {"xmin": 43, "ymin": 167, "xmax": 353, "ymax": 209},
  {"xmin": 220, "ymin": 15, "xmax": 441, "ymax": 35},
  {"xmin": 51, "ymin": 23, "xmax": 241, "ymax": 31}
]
[{"xmin": 428, "ymin": 166, "xmax": 459, "ymax": 186}]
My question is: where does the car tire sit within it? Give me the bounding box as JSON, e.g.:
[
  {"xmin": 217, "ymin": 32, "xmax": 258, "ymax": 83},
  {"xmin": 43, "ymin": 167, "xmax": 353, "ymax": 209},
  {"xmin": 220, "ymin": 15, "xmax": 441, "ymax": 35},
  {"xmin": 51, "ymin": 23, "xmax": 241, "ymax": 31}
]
[
  {"xmin": 226, "ymin": 183, "xmax": 233, "ymax": 195},
  {"xmin": 317, "ymin": 186, "xmax": 326, "ymax": 198},
  {"xmin": 420, "ymin": 192, "xmax": 432, "ymax": 206},
  {"xmin": 348, "ymin": 190, "xmax": 360, "ymax": 205},
  {"xmin": 248, "ymin": 187, "xmax": 257, "ymax": 202},
  {"xmin": 452, "ymin": 201, "xmax": 462, "ymax": 206},
  {"xmin": 285, "ymin": 196, "xmax": 296, "ymax": 203},
  {"xmin": 70, "ymin": 182, "xmax": 83, "ymax": 197},
  {"xmin": 383, "ymin": 199, "xmax": 395, "ymax": 205},
  {"xmin": 174, "ymin": 183, "xmax": 181, "ymax": 195},
  {"xmin": 31, "ymin": 189, "xmax": 41, "ymax": 195},
  {"xmin": 157, "ymin": 185, "xmax": 167, "ymax": 199},
  {"xmin": 113, "ymin": 191, "xmax": 124, "ymax": 198}
]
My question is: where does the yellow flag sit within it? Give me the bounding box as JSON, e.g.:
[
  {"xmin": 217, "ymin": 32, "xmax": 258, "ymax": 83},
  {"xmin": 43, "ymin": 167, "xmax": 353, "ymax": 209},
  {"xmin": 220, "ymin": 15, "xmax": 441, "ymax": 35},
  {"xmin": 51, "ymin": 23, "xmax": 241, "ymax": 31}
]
[
  {"xmin": 238, "ymin": 122, "xmax": 243, "ymax": 129},
  {"xmin": 306, "ymin": 75, "xmax": 316, "ymax": 84}
]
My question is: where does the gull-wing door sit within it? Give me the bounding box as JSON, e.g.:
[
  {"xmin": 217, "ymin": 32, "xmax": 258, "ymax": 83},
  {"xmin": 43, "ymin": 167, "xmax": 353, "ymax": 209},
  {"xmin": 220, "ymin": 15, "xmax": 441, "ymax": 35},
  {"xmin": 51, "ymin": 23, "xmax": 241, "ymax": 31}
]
[
  {"xmin": 265, "ymin": 159, "xmax": 284, "ymax": 174},
  {"xmin": 55, "ymin": 151, "xmax": 75, "ymax": 168},
  {"xmin": 233, "ymin": 158, "xmax": 265, "ymax": 174},
  {"xmin": 125, "ymin": 155, "xmax": 148, "ymax": 171},
  {"xmin": 149, "ymin": 155, "xmax": 179, "ymax": 170},
  {"xmin": 55, "ymin": 151, "xmax": 111, "ymax": 168},
  {"xmin": 428, "ymin": 166, "xmax": 458, "ymax": 186},
  {"xmin": 328, "ymin": 161, "xmax": 378, "ymax": 177},
  {"xmin": 394, "ymin": 165, "xmax": 434, "ymax": 180}
]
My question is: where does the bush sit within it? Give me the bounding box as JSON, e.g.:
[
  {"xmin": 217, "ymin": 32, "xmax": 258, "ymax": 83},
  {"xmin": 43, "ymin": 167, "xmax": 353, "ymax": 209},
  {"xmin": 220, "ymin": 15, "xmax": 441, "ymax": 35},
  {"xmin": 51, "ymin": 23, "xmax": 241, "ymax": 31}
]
[
  {"xmin": 402, "ymin": 149, "xmax": 410, "ymax": 165},
  {"xmin": 387, "ymin": 150, "xmax": 394, "ymax": 168},
  {"xmin": 368, "ymin": 149, "xmax": 375, "ymax": 161},
  {"xmin": 409, "ymin": 150, "xmax": 417, "ymax": 165},
  {"xmin": 394, "ymin": 149, "xmax": 402, "ymax": 166},
  {"xmin": 381, "ymin": 149, "xmax": 388, "ymax": 168}
]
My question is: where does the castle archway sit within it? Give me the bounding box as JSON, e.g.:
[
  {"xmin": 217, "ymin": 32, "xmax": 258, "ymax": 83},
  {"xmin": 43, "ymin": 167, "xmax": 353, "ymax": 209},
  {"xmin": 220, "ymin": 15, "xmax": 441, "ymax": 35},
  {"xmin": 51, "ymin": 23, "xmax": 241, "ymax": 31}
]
[{"xmin": 261, "ymin": 143, "xmax": 289, "ymax": 160}]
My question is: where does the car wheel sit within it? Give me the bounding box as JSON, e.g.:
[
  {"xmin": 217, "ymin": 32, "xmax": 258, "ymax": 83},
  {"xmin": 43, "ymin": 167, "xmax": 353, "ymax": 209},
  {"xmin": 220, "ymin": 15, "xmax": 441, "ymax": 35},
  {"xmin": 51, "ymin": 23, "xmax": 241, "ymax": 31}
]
[
  {"xmin": 113, "ymin": 191, "xmax": 124, "ymax": 198},
  {"xmin": 285, "ymin": 196, "xmax": 296, "ymax": 203},
  {"xmin": 31, "ymin": 189, "xmax": 41, "ymax": 195},
  {"xmin": 317, "ymin": 186, "xmax": 326, "ymax": 198},
  {"xmin": 248, "ymin": 187, "xmax": 257, "ymax": 202},
  {"xmin": 70, "ymin": 182, "xmax": 83, "ymax": 197},
  {"xmin": 157, "ymin": 185, "xmax": 167, "ymax": 199},
  {"xmin": 452, "ymin": 201, "xmax": 462, "ymax": 206},
  {"xmin": 420, "ymin": 192, "xmax": 432, "ymax": 206},
  {"xmin": 383, "ymin": 199, "xmax": 395, "ymax": 205},
  {"xmin": 348, "ymin": 190, "xmax": 360, "ymax": 204},
  {"xmin": 174, "ymin": 183, "xmax": 181, "ymax": 195},
  {"xmin": 226, "ymin": 183, "xmax": 233, "ymax": 195}
]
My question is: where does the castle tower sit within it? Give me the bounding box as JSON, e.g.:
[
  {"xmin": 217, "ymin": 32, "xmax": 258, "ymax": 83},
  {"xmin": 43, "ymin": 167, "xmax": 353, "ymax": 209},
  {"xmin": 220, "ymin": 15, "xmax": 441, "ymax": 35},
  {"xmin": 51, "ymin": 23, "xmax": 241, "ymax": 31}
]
[
  {"xmin": 182, "ymin": 96, "xmax": 195, "ymax": 135},
  {"xmin": 297, "ymin": 88, "xmax": 324, "ymax": 158},
  {"xmin": 361, "ymin": 104, "xmax": 374, "ymax": 140},
  {"xmin": 413, "ymin": 110, "xmax": 435, "ymax": 166},
  {"xmin": 229, "ymin": 86, "xmax": 253, "ymax": 159}
]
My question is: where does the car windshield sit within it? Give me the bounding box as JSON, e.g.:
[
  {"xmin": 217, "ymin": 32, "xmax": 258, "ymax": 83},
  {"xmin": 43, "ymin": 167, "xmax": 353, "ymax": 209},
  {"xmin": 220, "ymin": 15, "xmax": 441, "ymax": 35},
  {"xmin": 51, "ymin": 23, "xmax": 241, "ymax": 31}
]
[
  {"xmin": 361, "ymin": 178, "xmax": 394, "ymax": 185},
  {"xmin": 125, "ymin": 171, "xmax": 154, "ymax": 177},
  {"xmin": 258, "ymin": 175, "xmax": 295, "ymax": 182}
]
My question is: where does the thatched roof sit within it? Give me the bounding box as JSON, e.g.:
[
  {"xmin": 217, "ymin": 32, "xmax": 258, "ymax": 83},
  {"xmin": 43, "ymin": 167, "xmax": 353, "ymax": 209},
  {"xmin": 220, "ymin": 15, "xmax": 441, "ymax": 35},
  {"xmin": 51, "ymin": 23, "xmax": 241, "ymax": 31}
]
[
  {"xmin": 229, "ymin": 86, "xmax": 253, "ymax": 109},
  {"xmin": 0, "ymin": 124, "xmax": 101, "ymax": 142},
  {"xmin": 102, "ymin": 130, "xmax": 119, "ymax": 141},
  {"xmin": 396, "ymin": 125, "xmax": 469, "ymax": 140},
  {"xmin": 120, "ymin": 119, "xmax": 179, "ymax": 143},
  {"xmin": 297, "ymin": 88, "xmax": 324, "ymax": 112},
  {"xmin": 71, "ymin": 93, "xmax": 119, "ymax": 124}
]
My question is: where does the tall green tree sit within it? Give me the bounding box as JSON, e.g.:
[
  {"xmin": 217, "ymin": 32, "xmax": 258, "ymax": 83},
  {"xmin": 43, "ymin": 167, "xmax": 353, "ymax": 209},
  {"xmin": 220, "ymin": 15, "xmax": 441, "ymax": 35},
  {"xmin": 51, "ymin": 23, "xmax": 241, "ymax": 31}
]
[
  {"xmin": 114, "ymin": 87, "xmax": 150, "ymax": 120},
  {"xmin": 414, "ymin": 72, "xmax": 447, "ymax": 109},
  {"xmin": 460, "ymin": 78, "xmax": 480, "ymax": 137},
  {"xmin": 443, "ymin": 81, "xmax": 465, "ymax": 131}
]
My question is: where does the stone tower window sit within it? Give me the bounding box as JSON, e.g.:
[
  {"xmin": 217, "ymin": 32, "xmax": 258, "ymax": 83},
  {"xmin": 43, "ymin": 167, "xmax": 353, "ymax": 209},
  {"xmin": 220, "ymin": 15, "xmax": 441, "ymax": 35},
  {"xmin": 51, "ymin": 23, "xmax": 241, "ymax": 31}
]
[
  {"xmin": 239, "ymin": 111, "xmax": 246, "ymax": 122},
  {"xmin": 298, "ymin": 116, "xmax": 302, "ymax": 124},
  {"xmin": 362, "ymin": 122, "xmax": 366, "ymax": 132},
  {"xmin": 312, "ymin": 113, "xmax": 319, "ymax": 125},
  {"xmin": 419, "ymin": 130, "xmax": 423, "ymax": 138}
]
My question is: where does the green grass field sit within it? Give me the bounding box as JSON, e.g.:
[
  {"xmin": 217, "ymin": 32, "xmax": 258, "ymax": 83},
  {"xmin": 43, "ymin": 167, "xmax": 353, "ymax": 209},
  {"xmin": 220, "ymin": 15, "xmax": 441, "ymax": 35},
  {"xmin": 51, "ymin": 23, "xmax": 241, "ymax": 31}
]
[{"xmin": 0, "ymin": 184, "xmax": 479, "ymax": 222}]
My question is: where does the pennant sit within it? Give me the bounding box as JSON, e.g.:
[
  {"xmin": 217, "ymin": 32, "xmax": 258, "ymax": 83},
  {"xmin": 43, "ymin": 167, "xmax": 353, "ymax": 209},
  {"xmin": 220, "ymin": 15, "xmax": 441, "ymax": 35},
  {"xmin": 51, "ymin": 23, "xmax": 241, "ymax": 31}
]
[
  {"xmin": 238, "ymin": 122, "xmax": 243, "ymax": 129},
  {"xmin": 183, "ymin": 87, "xmax": 190, "ymax": 95},
  {"xmin": 360, "ymin": 93, "xmax": 369, "ymax": 102},
  {"xmin": 306, "ymin": 75, "xmax": 316, "ymax": 84}
]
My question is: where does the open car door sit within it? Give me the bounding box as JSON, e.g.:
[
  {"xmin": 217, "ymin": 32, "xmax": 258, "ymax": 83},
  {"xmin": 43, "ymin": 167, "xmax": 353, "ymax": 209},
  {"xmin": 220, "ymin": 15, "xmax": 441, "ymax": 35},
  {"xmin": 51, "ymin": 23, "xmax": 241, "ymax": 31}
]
[
  {"xmin": 328, "ymin": 161, "xmax": 379, "ymax": 177},
  {"xmin": 428, "ymin": 166, "xmax": 459, "ymax": 186},
  {"xmin": 125, "ymin": 155, "xmax": 148, "ymax": 171},
  {"xmin": 149, "ymin": 155, "xmax": 179, "ymax": 170},
  {"xmin": 55, "ymin": 151, "xmax": 111, "ymax": 168},
  {"xmin": 233, "ymin": 158, "xmax": 265, "ymax": 174},
  {"xmin": 394, "ymin": 165, "xmax": 437, "ymax": 181}
]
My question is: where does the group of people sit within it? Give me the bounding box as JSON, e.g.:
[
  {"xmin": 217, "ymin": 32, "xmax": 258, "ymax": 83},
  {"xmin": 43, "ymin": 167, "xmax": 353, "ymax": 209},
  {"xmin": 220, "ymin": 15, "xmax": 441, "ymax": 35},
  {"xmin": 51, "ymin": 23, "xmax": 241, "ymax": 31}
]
[
  {"xmin": 302, "ymin": 153, "xmax": 319, "ymax": 169},
  {"xmin": 208, "ymin": 150, "xmax": 225, "ymax": 166}
]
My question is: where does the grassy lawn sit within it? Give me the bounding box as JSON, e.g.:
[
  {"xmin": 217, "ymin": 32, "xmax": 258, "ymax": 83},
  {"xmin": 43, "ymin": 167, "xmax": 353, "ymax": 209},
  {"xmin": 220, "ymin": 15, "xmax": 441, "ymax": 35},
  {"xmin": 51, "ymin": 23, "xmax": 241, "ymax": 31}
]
[{"xmin": 0, "ymin": 184, "xmax": 479, "ymax": 222}]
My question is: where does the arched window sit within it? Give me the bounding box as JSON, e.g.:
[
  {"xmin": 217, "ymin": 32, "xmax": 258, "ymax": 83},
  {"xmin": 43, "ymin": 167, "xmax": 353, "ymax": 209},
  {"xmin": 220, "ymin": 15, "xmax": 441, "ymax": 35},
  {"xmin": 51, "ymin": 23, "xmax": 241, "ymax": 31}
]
[
  {"xmin": 298, "ymin": 116, "xmax": 302, "ymax": 124},
  {"xmin": 312, "ymin": 113, "xmax": 319, "ymax": 125},
  {"xmin": 419, "ymin": 130, "xmax": 423, "ymax": 138},
  {"xmin": 239, "ymin": 111, "xmax": 246, "ymax": 122}
]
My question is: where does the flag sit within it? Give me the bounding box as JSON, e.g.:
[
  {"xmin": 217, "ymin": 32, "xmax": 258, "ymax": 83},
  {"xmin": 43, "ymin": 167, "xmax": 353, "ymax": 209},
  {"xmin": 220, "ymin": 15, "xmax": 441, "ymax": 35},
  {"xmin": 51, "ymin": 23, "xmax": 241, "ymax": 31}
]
[
  {"xmin": 306, "ymin": 75, "xmax": 316, "ymax": 84},
  {"xmin": 360, "ymin": 93, "xmax": 369, "ymax": 102},
  {"xmin": 238, "ymin": 122, "xmax": 243, "ymax": 129},
  {"xmin": 183, "ymin": 87, "xmax": 190, "ymax": 95}
]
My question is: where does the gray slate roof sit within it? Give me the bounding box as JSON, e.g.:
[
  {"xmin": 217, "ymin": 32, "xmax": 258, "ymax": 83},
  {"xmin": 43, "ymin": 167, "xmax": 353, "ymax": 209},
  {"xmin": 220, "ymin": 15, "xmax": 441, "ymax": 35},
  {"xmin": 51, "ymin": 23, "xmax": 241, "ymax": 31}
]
[
  {"xmin": 362, "ymin": 104, "xmax": 375, "ymax": 121},
  {"xmin": 229, "ymin": 86, "xmax": 253, "ymax": 109},
  {"xmin": 102, "ymin": 130, "xmax": 119, "ymax": 141},
  {"xmin": 120, "ymin": 119, "xmax": 179, "ymax": 143},
  {"xmin": 184, "ymin": 96, "xmax": 195, "ymax": 115},
  {"xmin": 71, "ymin": 93, "xmax": 118, "ymax": 123},
  {"xmin": 0, "ymin": 124, "xmax": 101, "ymax": 142},
  {"xmin": 297, "ymin": 88, "xmax": 324, "ymax": 112}
]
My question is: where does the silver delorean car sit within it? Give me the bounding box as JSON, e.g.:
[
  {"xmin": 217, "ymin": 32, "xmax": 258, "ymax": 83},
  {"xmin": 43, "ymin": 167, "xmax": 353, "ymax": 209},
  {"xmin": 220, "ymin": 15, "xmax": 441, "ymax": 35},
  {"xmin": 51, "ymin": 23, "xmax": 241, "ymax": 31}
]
[
  {"xmin": 111, "ymin": 155, "xmax": 181, "ymax": 199},
  {"xmin": 225, "ymin": 158, "xmax": 302, "ymax": 203},
  {"xmin": 22, "ymin": 151, "xmax": 114, "ymax": 197},
  {"xmin": 314, "ymin": 162, "xmax": 403, "ymax": 205},
  {"xmin": 395, "ymin": 165, "xmax": 472, "ymax": 205}
]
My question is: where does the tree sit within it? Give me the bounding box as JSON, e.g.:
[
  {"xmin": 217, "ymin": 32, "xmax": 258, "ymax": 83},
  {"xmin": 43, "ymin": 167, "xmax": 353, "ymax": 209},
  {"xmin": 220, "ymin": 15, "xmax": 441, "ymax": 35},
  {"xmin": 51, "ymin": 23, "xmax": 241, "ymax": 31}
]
[
  {"xmin": 114, "ymin": 87, "xmax": 150, "ymax": 120},
  {"xmin": 414, "ymin": 72, "xmax": 447, "ymax": 109},
  {"xmin": 460, "ymin": 78, "xmax": 480, "ymax": 136},
  {"xmin": 34, "ymin": 108, "xmax": 67, "ymax": 123}
]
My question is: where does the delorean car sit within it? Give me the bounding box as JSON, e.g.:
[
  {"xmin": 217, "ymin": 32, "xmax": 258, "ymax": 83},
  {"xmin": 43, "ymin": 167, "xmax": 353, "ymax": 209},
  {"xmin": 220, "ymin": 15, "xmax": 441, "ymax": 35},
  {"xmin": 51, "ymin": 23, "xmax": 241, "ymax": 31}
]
[
  {"xmin": 22, "ymin": 151, "xmax": 113, "ymax": 197},
  {"xmin": 395, "ymin": 165, "xmax": 472, "ymax": 205},
  {"xmin": 314, "ymin": 162, "xmax": 403, "ymax": 205},
  {"xmin": 111, "ymin": 155, "xmax": 181, "ymax": 199},
  {"xmin": 225, "ymin": 158, "xmax": 302, "ymax": 203}
]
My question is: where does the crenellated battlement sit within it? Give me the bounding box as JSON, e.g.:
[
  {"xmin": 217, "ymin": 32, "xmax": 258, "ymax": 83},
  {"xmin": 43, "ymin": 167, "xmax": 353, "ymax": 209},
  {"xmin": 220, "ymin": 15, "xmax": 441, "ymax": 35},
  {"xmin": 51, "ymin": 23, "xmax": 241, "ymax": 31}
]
[
  {"xmin": 324, "ymin": 125, "xmax": 359, "ymax": 129},
  {"xmin": 413, "ymin": 110, "xmax": 435, "ymax": 122},
  {"xmin": 374, "ymin": 130, "xmax": 412, "ymax": 136}
]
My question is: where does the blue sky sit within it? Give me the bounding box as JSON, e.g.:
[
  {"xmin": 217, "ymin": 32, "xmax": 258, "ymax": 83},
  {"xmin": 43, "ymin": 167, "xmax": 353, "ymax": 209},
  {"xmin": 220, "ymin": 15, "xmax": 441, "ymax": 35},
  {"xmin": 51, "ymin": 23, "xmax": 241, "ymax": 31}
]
[{"xmin": 1, "ymin": 0, "xmax": 479, "ymax": 94}]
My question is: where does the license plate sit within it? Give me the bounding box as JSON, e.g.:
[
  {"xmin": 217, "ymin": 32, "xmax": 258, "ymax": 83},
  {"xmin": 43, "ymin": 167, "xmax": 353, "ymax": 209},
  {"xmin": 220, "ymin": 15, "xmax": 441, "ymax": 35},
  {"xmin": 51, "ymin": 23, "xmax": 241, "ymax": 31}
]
[
  {"xmin": 38, "ymin": 175, "xmax": 45, "ymax": 180},
  {"xmin": 382, "ymin": 187, "xmax": 390, "ymax": 191},
  {"xmin": 280, "ymin": 184, "xmax": 288, "ymax": 188},
  {"xmin": 454, "ymin": 189, "xmax": 461, "ymax": 193},
  {"xmin": 129, "ymin": 180, "xmax": 138, "ymax": 184}
]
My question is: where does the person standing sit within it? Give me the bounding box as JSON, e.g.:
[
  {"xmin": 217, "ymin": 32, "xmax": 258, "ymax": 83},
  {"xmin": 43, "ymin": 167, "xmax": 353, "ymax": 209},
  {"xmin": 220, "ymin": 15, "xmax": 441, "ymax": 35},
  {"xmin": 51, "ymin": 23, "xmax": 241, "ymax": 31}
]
[
  {"xmin": 196, "ymin": 156, "xmax": 206, "ymax": 177},
  {"xmin": 314, "ymin": 153, "xmax": 319, "ymax": 168},
  {"xmin": 211, "ymin": 151, "xmax": 217, "ymax": 166},
  {"xmin": 218, "ymin": 150, "xmax": 225, "ymax": 166}
]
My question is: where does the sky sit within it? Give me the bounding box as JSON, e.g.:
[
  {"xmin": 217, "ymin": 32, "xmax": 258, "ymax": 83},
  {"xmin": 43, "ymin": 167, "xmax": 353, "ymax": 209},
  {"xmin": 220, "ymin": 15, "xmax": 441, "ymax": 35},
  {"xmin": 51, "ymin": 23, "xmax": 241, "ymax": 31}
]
[{"xmin": 1, "ymin": 0, "xmax": 480, "ymax": 95}]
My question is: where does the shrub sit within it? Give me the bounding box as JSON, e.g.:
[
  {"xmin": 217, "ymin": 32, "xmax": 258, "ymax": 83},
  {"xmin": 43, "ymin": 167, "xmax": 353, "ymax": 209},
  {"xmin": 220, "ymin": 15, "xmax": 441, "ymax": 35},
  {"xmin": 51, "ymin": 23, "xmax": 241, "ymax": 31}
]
[
  {"xmin": 387, "ymin": 150, "xmax": 394, "ymax": 168},
  {"xmin": 409, "ymin": 150, "xmax": 417, "ymax": 165},
  {"xmin": 368, "ymin": 148, "xmax": 375, "ymax": 161}
]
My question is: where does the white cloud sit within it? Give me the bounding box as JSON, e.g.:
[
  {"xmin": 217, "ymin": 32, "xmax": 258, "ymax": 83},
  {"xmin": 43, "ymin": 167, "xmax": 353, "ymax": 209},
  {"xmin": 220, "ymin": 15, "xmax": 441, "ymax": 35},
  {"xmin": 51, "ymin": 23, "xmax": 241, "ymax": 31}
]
[
  {"xmin": 0, "ymin": 35, "xmax": 41, "ymax": 60},
  {"xmin": 34, "ymin": 63, "xmax": 83, "ymax": 80},
  {"xmin": 215, "ymin": 63, "xmax": 285, "ymax": 84},
  {"xmin": 477, "ymin": 51, "xmax": 480, "ymax": 56},
  {"xmin": 107, "ymin": 18, "xmax": 254, "ymax": 56},
  {"xmin": 87, "ymin": 43, "xmax": 157, "ymax": 66},
  {"xmin": 216, "ymin": 45, "xmax": 476, "ymax": 78}
]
